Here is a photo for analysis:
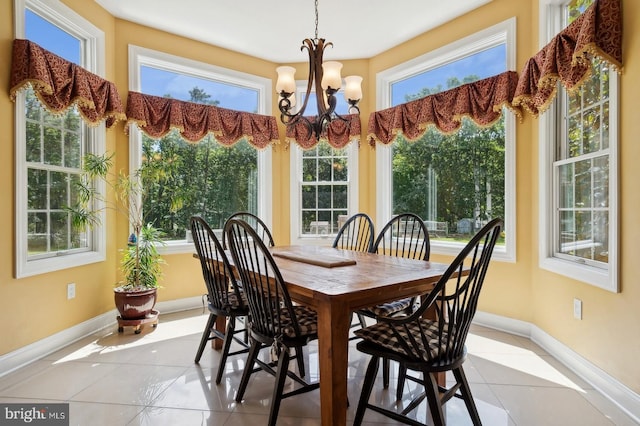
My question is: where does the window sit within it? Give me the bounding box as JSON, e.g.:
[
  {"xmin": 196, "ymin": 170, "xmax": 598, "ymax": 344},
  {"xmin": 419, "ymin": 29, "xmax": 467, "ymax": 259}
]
[
  {"xmin": 539, "ymin": 0, "xmax": 619, "ymax": 291},
  {"xmin": 129, "ymin": 46, "xmax": 273, "ymax": 253},
  {"xmin": 289, "ymin": 90, "xmax": 359, "ymax": 244},
  {"xmin": 14, "ymin": 0, "xmax": 106, "ymax": 278},
  {"xmin": 376, "ymin": 18, "xmax": 516, "ymax": 261}
]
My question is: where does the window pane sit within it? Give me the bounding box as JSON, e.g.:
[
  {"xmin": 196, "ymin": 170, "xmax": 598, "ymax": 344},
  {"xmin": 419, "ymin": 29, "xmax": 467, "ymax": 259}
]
[
  {"xmin": 50, "ymin": 211, "xmax": 69, "ymax": 251},
  {"xmin": 28, "ymin": 168, "xmax": 47, "ymax": 210},
  {"xmin": 303, "ymin": 158, "xmax": 317, "ymax": 182},
  {"xmin": 392, "ymin": 118, "xmax": 505, "ymax": 242},
  {"xmin": 28, "ymin": 212, "xmax": 48, "ymax": 254},
  {"xmin": 594, "ymin": 211, "xmax": 609, "ymax": 262},
  {"xmin": 333, "ymin": 160, "xmax": 347, "ymax": 181},
  {"xmin": 302, "ymin": 210, "xmax": 316, "ymax": 233},
  {"xmin": 43, "ymin": 122, "xmax": 62, "ymax": 166},
  {"xmin": 64, "ymin": 131, "xmax": 81, "ymax": 168},
  {"xmin": 582, "ymin": 106, "xmax": 600, "ymax": 154},
  {"xmin": 318, "ymin": 185, "xmax": 331, "ymax": 209},
  {"xmin": 593, "ymin": 156, "xmax": 609, "ymax": 208},
  {"xmin": 142, "ymin": 133, "xmax": 258, "ymax": 239},
  {"xmin": 558, "ymin": 163, "xmax": 574, "ymax": 209},
  {"xmin": 333, "ymin": 184, "xmax": 347, "ymax": 207},
  {"xmin": 602, "ymin": 101, "xmax": 610, "ymax": 149},
  {"xmin": 25, "ymin": 9, "xmax": 81, "ymax": 64},
  {"xmin": 49, "ymin": 171, "xmax": 68, "ymax": 210},
  {"xmin": 26, "ymin": 121, "xmax": 41, "ymax": 163},
  {"xmin": 574, "ymin": 159, "xmax": 592, "ymax": 208},
  {"xmin": 140, "ymin": 66, "xmax": 259, "ymax": 112},
  {"xmin": 318, "ymin": 158, "xmax": 332, "ymax": 181},
  {"xmin": 302, "ymin": 185, "xmax": 316, "ymax": 209}
]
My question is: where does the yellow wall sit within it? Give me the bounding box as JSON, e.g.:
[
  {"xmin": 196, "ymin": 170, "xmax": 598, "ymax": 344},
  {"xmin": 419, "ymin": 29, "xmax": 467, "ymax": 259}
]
[{"xmin": 1, "ymin": 0, "xmax": 638, "ymax": 395}]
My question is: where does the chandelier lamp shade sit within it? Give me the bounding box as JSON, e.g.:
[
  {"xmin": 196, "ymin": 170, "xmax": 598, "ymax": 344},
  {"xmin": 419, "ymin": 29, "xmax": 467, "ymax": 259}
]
[{"xmin": 276, "ymin": 0, "xmax": 362, "ymax": 140}]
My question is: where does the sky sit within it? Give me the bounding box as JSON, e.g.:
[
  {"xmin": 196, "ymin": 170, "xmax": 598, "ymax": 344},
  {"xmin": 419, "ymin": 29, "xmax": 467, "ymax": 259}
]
[
  {"xmin": 26, "ymin": 10, "xmax": 80, "ymax": 64},
  {"xmin": 391, "ymin": 44, "xmax": 506, "ymax": 106},
  {"xmin": 26, "ymin": 9, "xmax": 506, "ymax": 114},
  {"xmin": 140, "ymin": 66, "xmax": 259, "ymax": 112}
]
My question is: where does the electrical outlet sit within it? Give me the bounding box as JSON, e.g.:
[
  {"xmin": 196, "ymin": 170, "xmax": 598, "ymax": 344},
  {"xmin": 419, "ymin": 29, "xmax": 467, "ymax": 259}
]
[
  {"xmin": 67, "ymin": 283, "xmax": 76, "ymax": 300},
  {"xmin": 573, "ymin": 298, "xmax": 582, "ymax": 320}
]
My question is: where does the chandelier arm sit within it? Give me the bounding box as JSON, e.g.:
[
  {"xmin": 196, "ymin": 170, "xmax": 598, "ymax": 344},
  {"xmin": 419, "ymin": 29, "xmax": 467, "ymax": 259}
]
[
  {"xmin": 314, "ymin": 40, "xmax": 329, "ymax": 117},
  {"xmin": 276, "ymin": 0, "xmax": 360, "ymax": 142}
]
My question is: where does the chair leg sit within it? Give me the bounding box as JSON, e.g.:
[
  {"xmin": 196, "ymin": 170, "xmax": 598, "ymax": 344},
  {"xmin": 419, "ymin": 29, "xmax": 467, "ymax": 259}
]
[
  {"xmin": 396, "ymin": 363, "xmax": 408, "ymax": 400},
  {"xmin": 383, "ymin": 358, "xmax": 390, "ymax": 388},
  {"xmin": 294, "ymin": 346, "xmax": 306, "ymax": 377},
  {"xmin": 357, "ymin": 312, "xmax": 368, "ymax": 329},
  {"xmin": 453, "ymin": 367, "xmax": 482, "ymax": 426},
  {"xmin": 195, "ymin": 313, "xmax": 217, "ymax": 363},
  {"xmin": 235, "ymin": 339, "xmax": 261, "ymax": 402},
  {"xmin": 215, "ymin": 315, "xmax": 235, "ymax": 384},
  {"xmin": 268, "ymin": 345, "xmax": 291, "ymax": 426},
  {"xmin": 423, "ymin": 371, "xmax": 445, "ymax": 426},
  {"xmin": 353, "ymin": 355, "xmax": 380, "ymax": 426}
]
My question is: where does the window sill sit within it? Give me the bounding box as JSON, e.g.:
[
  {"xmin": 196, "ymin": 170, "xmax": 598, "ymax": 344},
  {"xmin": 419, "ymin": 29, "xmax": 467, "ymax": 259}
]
[{"xmin": 540, "ymin": 256, "xmax": 617, "ymax": 292}]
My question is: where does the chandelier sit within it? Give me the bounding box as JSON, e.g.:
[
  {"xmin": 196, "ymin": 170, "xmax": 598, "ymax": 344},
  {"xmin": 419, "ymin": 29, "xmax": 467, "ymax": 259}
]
[{"xmin": 276, "ymin": 0, "xmax": 362, "ymax": 140}]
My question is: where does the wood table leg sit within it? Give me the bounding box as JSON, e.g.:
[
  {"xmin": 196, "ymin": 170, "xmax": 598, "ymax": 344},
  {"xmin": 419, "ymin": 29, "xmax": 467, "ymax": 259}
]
[
  {"xmin": 213, "ymin": 315, "xmax": 225, "ymax": 350},
  {"xmin": 316, "ymin": 299, "xmax": 350, "ymax": 426}
]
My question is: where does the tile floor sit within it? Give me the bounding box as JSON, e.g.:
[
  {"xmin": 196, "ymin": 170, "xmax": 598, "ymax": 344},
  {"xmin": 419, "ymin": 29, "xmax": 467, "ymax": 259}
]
[{"xmin": 0, "ymin": 309, "xmax": 637, "ymax": 426}]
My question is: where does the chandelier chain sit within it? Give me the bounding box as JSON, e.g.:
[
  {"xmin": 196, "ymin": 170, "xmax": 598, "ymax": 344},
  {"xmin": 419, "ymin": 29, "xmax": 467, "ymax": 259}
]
[{"xmin": 314, "ymin": 0, "xmax": 319, "ymax": 41}]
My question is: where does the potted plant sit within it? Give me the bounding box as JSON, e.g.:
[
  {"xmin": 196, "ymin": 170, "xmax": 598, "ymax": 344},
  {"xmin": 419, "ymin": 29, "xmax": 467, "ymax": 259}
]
[{"xmin": 67, "ymin": 152, "xmax": 166, "ymax": 323}]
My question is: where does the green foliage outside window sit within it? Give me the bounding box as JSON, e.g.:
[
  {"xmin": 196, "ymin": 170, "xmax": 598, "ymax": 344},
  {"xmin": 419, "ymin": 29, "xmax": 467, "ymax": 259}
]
[
  {"xmin": 141, "ymin": 132, "xmax": 257, "ymax": 240},
  {"xmin": 392, "ymin": 76, "xmax": 505, "ymax": 241}
]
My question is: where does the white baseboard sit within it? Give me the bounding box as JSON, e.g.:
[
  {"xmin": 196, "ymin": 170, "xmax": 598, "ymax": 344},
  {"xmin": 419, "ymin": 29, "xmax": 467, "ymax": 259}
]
[
  {"xmin": 0, "ymin": 296, "xmax": 202, "ymax": 378},
  {"xmin": 474, "ymin": 311, "xmax": 640, "ymax": 424}
]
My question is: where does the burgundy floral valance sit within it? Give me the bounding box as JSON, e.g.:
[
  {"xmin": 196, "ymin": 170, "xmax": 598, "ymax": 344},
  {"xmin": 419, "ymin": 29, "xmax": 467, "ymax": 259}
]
[
  {"xmin": 513, "ymin": 0, "xmax": 622, "ymax": 117},
  {"xmin": 125, "ymin": 91, "xmax": 280, "ymax": 149},
  {"xmin": 285, "ymin": 114, "xmax": 361, "ymax": 150},
  {"xmin": 9, "ymin": 39, "xmax": 125, "ymax": 128},
  {"xmin": 367, "ymin": 71, "xmax": 520, "ymax": 147}
]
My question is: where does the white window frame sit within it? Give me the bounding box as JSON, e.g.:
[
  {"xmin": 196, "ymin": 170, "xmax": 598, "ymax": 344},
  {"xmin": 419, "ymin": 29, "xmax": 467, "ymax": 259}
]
[
  {"xmin": 14, "ymin": 0, "xmax": 107, "ymax": 278},
  {"xmin": 538, "ymin": 0, "xmax": 619, "ymax": 292},
  {"xmin": 375, "ymin": 18, "xmax": 517, "ymax": 262},
  {"xmin": 289, "ymin": 141, "xmax": 359, "ymax": 245},
  {"xmin": 128, "ymin": 45, "xmax": 273, "ymax": 255},
  {"xmin": 289, "ymin": 80, "xmax": 360, "ymax": 245}
]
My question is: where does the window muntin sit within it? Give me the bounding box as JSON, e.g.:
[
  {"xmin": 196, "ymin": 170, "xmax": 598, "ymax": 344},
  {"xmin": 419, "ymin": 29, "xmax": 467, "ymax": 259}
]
[
  {"xmin": 129, "ymin": 47, "xmax": 272, "ymax": 249},
  {"xmin": 539, "ymin": 0, "xmax": 618, "ymax": 291},
  {"xmin": 377, "ymin": 19, "xmax": 516, "ymax": 260},
  {"xmin": 15, "ymin": 0, "xmax": 106, "ymax": 277}
]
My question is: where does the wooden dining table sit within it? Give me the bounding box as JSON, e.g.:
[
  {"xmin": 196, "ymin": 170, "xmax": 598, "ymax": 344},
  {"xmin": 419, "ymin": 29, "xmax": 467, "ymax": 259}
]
[{"xmin": 221, "ymin": 244, "xmax": 453, "ymax": 426}]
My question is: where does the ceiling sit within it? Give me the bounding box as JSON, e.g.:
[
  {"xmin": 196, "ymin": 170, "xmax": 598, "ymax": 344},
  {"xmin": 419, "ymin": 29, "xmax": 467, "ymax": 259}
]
[{"xmin": 95, "ymin": 0, "xmax": 492, "ymax": 63}]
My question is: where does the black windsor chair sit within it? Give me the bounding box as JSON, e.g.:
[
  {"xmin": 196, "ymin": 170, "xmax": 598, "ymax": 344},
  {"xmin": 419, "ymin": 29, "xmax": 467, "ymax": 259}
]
[
  {"xmin": 352, "ymin": 218, "xmax": 504, "ymax": 426},
  {"xmin": 190, "ymin": 216, "xmax": 250, "ymax": 384},
  {"xmin": 225, "ymin": 218, "xmax": 320, "ymax": 426},
  {"xmin": 332, "ymin": 212, "xmax": 376, "ymax": 338},
  {"xmin": 223, "ymin": 211, "xmax": 274, "ymax": 249},
  {"xmin": 358, "ymin": 213, "xmax": 431, "ymax": 387},
  {"xmin": 332, "ymin": 212, "xmax": 375, "ymax": 252}
]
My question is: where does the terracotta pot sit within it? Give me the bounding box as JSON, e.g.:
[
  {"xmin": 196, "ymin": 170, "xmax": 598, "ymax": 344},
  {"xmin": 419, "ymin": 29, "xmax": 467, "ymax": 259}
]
[{"xmin": 114, "ymin": 287, "xmax": 157, "ymax": 320}]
